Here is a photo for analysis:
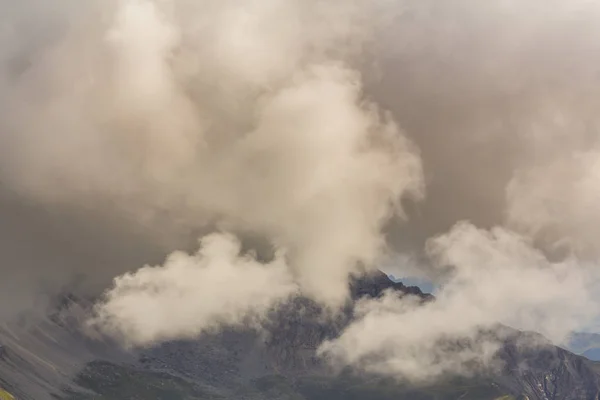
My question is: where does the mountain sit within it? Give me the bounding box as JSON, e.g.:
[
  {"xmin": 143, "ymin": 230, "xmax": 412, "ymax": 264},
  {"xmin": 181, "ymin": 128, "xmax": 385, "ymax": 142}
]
[
  {"xmin": 583, "ymin": 350, "xmax": 600, "ymax": 362},
  {"xmin": 1, "ymin": 272, "xmax": 600, "ymax": 400},
  {"xmin": 564, "ymin": 333, "xmax": 600, "ymax": 362},
  {"xmin": 387, "ymin": 274, "xmax": 436, "ymax": 294}
]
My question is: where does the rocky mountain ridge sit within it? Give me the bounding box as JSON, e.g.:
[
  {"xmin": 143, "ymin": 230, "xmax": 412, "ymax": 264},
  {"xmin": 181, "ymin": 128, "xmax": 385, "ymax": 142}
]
[{"xmin": 0, "ymin": 272, "xmax": 598, "ymax": 400}]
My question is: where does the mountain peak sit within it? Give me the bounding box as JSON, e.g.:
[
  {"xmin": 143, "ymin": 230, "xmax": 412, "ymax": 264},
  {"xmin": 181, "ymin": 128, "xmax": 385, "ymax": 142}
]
[{"xmin": 350, "ymin": 270, "xmax": 434, "ymax": 301}]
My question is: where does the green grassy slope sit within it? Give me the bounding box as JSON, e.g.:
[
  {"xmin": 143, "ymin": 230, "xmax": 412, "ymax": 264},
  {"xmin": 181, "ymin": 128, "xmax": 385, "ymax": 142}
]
[{"xmin": 0, "ymin": 389, "xmax": 15, "ymax": 400}]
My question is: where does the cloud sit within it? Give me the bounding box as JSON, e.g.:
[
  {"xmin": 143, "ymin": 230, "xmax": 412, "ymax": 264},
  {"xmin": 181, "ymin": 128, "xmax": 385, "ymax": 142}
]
[
  {"xmin": 2, "ymin": 0, "xmax": 600, "ymax": 386},
  {"xmin": 507, "ymin": 148, "xmax": 600, "ymax": 257},
  {"xmin": 321, "ymin": 222, "xmax": 600, "ymax": 382},
  {"xmin": 0, "ymin": 0, "xmax": 422, "ymax": 318},
  {"xmin": 90, "ymin": 233, "xmax": 297, "ymax": 347}
]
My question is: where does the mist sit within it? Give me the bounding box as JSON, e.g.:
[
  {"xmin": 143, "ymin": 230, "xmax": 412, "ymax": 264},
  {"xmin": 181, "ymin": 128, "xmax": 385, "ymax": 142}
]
[
  {"xmin": 0, "ymin": 0, "xmax": 423, "ymax": 313},
  {"xmin": 2, "ymin": 0, "xmax": 600, "ymax": 385}
]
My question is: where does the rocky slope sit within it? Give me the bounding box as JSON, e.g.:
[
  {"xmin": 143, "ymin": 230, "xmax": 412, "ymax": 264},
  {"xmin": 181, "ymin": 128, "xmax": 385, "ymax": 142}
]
[{"xmin": 0, "ymin": 272, "xmax": 599, "ymax": 400}]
